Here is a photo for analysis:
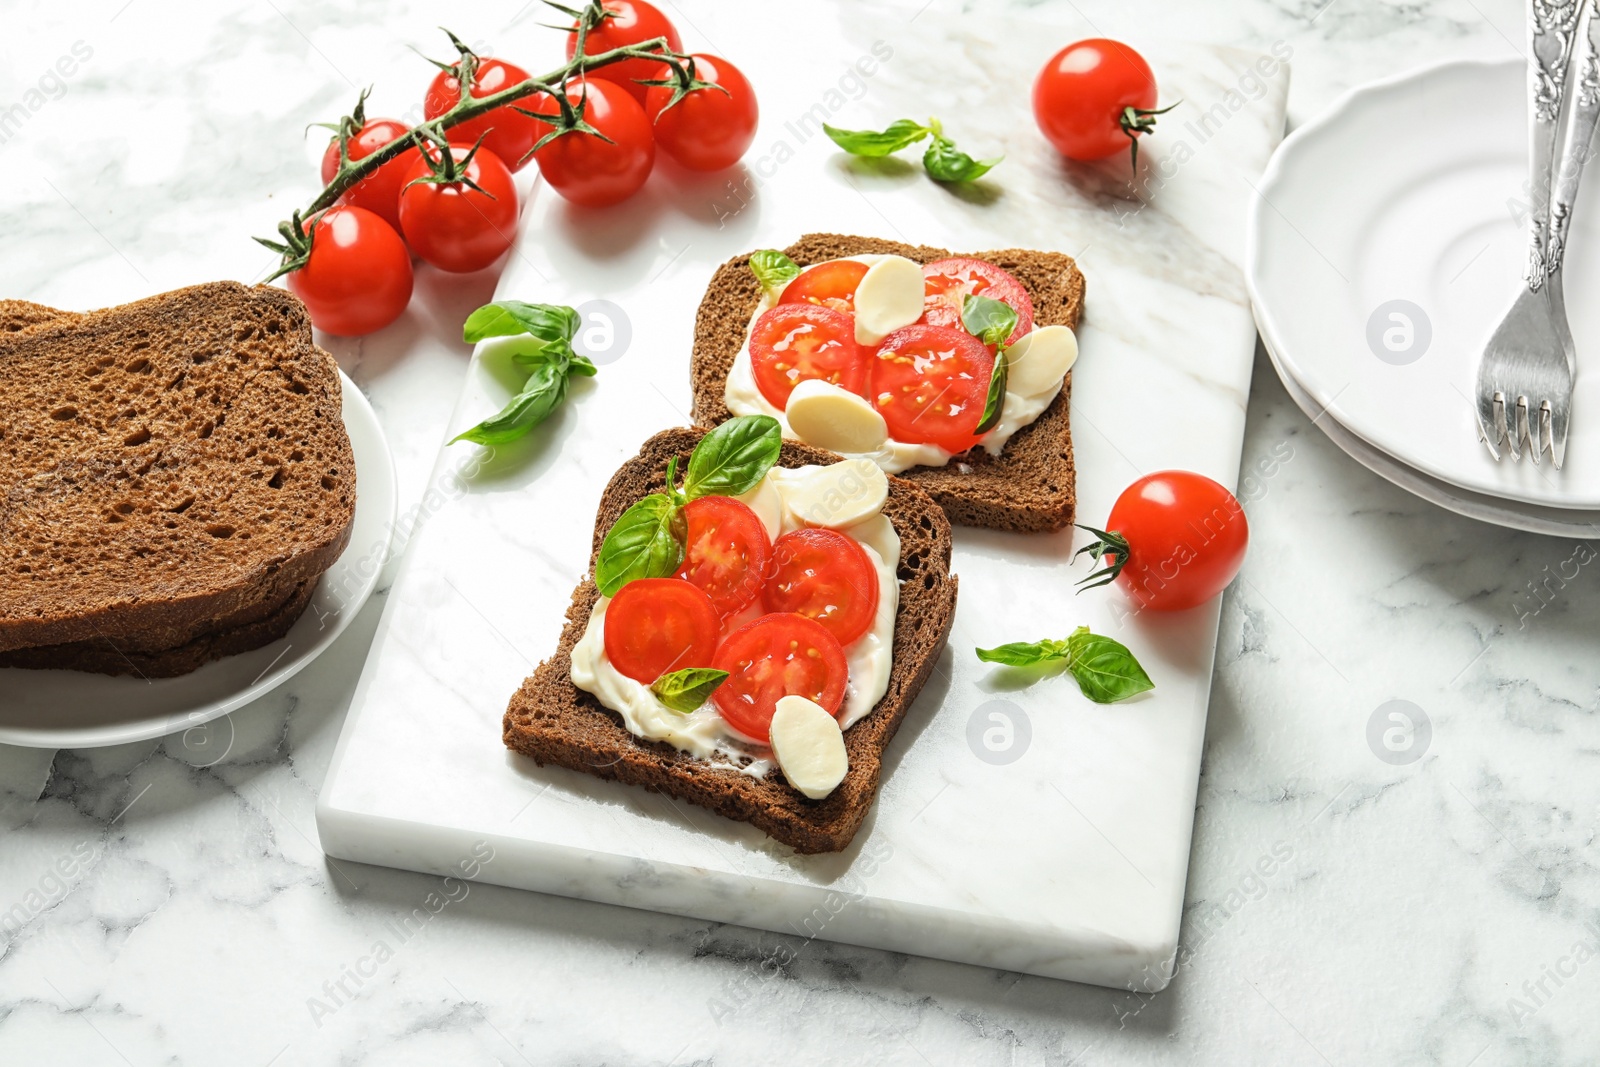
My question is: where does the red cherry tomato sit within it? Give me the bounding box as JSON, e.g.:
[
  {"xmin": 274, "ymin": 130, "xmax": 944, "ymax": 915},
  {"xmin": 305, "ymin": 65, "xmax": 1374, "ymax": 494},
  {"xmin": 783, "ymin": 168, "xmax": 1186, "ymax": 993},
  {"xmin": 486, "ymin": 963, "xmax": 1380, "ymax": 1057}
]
[
  {"xmin": 869, "ymin": 323, "xmax": 994, "ymax": 454},
  {"xmin": 748, "ymin": 303, "xmax": 867, "ymax": 409},
  {"xmin": 603, "ymin": 578, "xmax": 721, "ymax": 684},
  {"xmin": 286, "ymin": 206, "xmax": 413, "ymax": 337},
  {"xmin": 1101, "ymin": 471, "xmax": 1249, "ymax": 611},
  {"xmin": 762, "ymin": 529, "xmax": 879, "ymax": 646},
  {"xmin": 319, "ymin": 118, "xmax": 421, "ymax": 232},
  {"xmin": 397, "ymin": 144, "xmax": 519, "ymax": 274},
  {"xmin": 424, "ymin": 58, "xmax": 542, "ymax": 171},
  {"xmin": 565, "ymin": 0, "xmax": 683, "ymax": 106},
  {"xmin": 676, "ymin": 495, "xmax": 773, "ymax": 619},
  {"xmin": 643, "ymin": 54, "xmax": 759, "ymax": 172},
  {"xmin": 712, "ymin": 613, "xmax": 848, "ymax": 742},
  {"xmin": 1032, "ymin": 39, "xmax": 1160, "ymax": 163},
  {"xmin": 921, "ymin": 258, "xmax": 1034, "ymax": 348},
  {"xmin": 529, "ymin": 79, "xmax": 656, "ymax": 208},
  {"xmin": 779, "ymin": 260, "xmax": 869, "ymax": 313}
]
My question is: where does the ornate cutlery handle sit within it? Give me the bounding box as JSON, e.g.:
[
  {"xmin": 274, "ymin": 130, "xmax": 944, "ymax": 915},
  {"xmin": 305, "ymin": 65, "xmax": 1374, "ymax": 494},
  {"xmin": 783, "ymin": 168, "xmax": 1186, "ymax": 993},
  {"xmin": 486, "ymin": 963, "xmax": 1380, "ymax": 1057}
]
[
  {"xmin": 1527, "ymin": 0, "xmax": 1584, "ymax": 287},
  {"xmin": 1549, "ymin": 0, "xmax": 1600, "ymax": 276}
]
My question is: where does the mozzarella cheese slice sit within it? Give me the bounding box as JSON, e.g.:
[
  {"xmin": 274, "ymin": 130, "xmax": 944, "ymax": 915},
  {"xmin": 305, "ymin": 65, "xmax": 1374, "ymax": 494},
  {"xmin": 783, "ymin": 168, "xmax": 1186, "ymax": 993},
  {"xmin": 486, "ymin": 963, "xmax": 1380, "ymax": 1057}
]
[
  {"xmin": 852, "ymin": 255, "xmax": 925, "ymax": 346},
  {"xmin": 785, "ymin": 379, "xmax": 889, "ymax": 454},
  {"xmin": 769, "ymin": 695, "xmax": 849, "ymax": 799},
  {"xmin": 1003, "ymin": 324, "xmax": 1079, "ymax": 397},
  {"xmin": 775, "ymin": 458, "xmax": 888, "ymax": 529}
]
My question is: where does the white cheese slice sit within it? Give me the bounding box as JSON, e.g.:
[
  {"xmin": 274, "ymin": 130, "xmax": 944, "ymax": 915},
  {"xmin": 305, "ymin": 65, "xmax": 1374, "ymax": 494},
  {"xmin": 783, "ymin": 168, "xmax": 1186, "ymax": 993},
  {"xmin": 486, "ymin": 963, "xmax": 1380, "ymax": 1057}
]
[
  {"xmin": 852, "ymin": 255, "xmax": 925, "ymax": 346},
  {"xmin": 785, "ymin": 379, "xmax": 889, "ymax": 454},
  {"xmin": 768, "ymin": 695, "xmax": 849, "ymax": 799},
  {"xmin": 1004, "ymin": 324, "xmax": 1079, "ymax": 397},
  {"xmin": 771, "ymin": 458, "xmax": 889, "ymax": 530}
]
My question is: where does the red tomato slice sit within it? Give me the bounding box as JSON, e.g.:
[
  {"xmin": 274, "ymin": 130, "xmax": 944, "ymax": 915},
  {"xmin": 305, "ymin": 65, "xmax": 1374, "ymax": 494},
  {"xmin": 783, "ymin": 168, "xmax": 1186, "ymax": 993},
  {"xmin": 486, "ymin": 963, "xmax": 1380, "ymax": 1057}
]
[
  {"xmin": 712, "ymin": 613, "xmax": 848, "ymax": 742},
  {"xmin": 921, "ymin": 257, "xmax": 1035, "ymax": 348},
  {"xmin": 869, "ymin": 323, "xmax": 995, "ymax": 454},
  {"xmin": 748, "ymin": 303, "xmax": 867, "ymax": 409},
  {"xmin": 675, "ymin": 495, "xmax": 772, "ymax": 619},
  {"xmin": 761, "ymin": 528, "xmax": 879, "ymax": 646},
  {"xmin": 779, "ymin": 260, "xmax": 869, "ymax": 313},
  {"xmin": 603, "ymin": 578, "xmax": 721, "ymax": 684}
]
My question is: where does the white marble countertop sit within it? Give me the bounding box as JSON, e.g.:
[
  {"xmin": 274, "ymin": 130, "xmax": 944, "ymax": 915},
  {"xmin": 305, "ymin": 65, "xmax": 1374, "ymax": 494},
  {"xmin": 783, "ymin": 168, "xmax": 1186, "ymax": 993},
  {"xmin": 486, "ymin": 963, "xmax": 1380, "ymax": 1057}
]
[{"xmin": 3, "ymin": 1, "xmax": 1597, "ymax": 1064}]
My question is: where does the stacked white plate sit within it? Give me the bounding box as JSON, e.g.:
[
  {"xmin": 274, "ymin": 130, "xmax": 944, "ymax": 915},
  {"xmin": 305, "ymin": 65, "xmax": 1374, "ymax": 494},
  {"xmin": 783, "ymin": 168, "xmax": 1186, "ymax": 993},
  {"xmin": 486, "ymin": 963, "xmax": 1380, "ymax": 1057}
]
[{"xmin": 1248, "ymin": 57, "xmax": 1600, "ymax": 536}]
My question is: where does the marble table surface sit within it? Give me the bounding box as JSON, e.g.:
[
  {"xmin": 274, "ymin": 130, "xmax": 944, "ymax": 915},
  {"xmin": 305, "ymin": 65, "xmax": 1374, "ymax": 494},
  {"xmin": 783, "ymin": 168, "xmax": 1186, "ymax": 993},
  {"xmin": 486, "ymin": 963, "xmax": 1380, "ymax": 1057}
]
[{"xmin": 3, "ymin": 0, "xmax": 1597, "ymax": 1064}]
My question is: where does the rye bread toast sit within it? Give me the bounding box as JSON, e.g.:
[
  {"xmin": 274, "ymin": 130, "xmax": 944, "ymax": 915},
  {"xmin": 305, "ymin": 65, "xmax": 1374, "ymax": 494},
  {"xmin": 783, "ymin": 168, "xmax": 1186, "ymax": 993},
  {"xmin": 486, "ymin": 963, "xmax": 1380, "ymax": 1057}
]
[
  {"xmin": 690, "ymin": 234, "xmax": 1085, "ymax": 533},
  {"xmin": 0, "ymin": 283, "xmax": 356, "ymax": 659},
  {"xmin": 503, "ymin": 427, "xmax": 959, "ymax": 854}
]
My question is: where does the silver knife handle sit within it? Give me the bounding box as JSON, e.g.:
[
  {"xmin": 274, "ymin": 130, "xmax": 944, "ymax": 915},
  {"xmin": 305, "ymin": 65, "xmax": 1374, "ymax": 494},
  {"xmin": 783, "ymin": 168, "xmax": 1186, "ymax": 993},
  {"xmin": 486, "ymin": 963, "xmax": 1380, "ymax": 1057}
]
[
  {"xmin": 1549, "ymin": 0, "xmax": 1600, "ymax": 276},
  {"xmin": 1528, "ymin": 0, "xmax": 1584, "ymax": 287}
]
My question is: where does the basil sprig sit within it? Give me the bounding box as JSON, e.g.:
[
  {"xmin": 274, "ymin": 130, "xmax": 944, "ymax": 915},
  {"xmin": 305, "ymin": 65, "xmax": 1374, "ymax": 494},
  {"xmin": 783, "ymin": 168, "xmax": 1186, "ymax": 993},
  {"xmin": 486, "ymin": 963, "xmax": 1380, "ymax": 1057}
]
[
  {"xmin": 823, "ymin": 116, "xmax": 1001, "ymax": 184},
  {"xmin": 594, "ymin": 415, "xmax": 782, "ymax": 596},
  {"xmin": 650, "ymin": 667, "xmax": 730, "ymax": 713},
  {"xmin": 976, "ymin": 626, "xmax": 1154, "ymax": 704},
  {"xmin": 962, "ymin": 294, "xmax": 1019, "ymax": 435},
  {"xmin": 452, "ymin": 301, "xmax": 596, "ymax": 446},
  {"xmin": 749, "ymin": 250, "xmax": 802, "ymax": 295}
]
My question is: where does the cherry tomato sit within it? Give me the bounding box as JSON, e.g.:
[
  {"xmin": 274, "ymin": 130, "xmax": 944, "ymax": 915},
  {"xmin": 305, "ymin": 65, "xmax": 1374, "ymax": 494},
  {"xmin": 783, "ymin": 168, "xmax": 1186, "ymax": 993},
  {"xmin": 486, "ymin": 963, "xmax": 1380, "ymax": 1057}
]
[
  {"xmin": 565, "ymin": 0, "xmax": 683, "ymax": 106},
  {"xmin": 712, "ymin": 613, "xmax": 848, "ymax": 742},
  {"xmin": 643, "ymin": 54, "xmax": 759, "ymax": 172},
  {"xmin": 603, "ymin": 578, "xmax": 721, "ymax": 684},
  {"xmin": 1100, "ymin": 471, "xmax": 1249, "ymax": 611},
  {"xmin": 424, "ymin": 58, "xmax": 543, "ymax": 171},
  {"xmin": 921, "ymin": 258, "xmax": 1034, "ymax": 348},
  {"xmin": 779, "ymin": 260, "xmax": 868, "ymax": 313},
  {"xmin": 869, "ymin": 323, "xmax": 994, "ymax": 454},
  {"xmin": 762, "ymin": 529, "xmax": 879, "ymax": 646},
  {"xmin": 529, "ymin": 79, "xmax": 655, "ymax": 208},
  {"xmin": 1033, "ymin": 39, "xmax": 1161, "ymax": 163},
  {"xmin": 748, "ymin": 304, "xmax": 867, "ymax": 409},
  {"xmin": 319, "ymin": 118, "xmax": 421, "ymax": 232},
  {"xmin": 286, "ymin": 206, "xmax": 413, "ymax": 337},
  {"xmin": 397, "ymin": 144, "xmax": 519, "ymax": 274},
  {"xmin": 676, "ymin": 495, "xmax": 772, "ymax": 619}
]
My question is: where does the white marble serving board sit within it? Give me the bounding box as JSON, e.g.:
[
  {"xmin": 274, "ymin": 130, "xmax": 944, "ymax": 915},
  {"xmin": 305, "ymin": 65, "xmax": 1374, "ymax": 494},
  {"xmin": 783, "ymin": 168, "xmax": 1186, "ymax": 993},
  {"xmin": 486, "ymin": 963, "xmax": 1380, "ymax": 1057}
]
[{"xmin": 316, "ymin": 5, "xmax": 1287, "ymax": 990}]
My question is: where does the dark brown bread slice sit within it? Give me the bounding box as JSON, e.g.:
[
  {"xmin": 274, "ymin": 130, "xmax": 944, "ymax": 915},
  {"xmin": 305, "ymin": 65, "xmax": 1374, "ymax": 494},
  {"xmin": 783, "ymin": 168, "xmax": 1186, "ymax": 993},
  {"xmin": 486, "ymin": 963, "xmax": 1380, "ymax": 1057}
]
[
  {"xmin": 0, "ymin": 578, "xmax": 313, "ymax": 677},
  {"xmin": 690, "ymin": 234, "xmax": 1085, "ymax": 533},
  {"xmin": 0, "ymin": 282, "xmax": 356, "ymax": 654},
  {"xmin": 0, "ymin": 300, "xmax": 83, "ymax": 334},
  {"xmin": 504, "ymin": 427, "xmax": 959, "ymax": 854}
]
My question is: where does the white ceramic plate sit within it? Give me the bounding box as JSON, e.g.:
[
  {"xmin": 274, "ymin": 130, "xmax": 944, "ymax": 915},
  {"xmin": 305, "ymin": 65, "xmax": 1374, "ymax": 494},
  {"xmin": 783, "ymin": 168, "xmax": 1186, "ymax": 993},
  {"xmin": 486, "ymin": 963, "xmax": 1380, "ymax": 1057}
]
[
  {"xmin": 1249, "ymin": 58, "xmax": 1600, "ymax": 508},
  {"xmin": 0, "ymin": 371, "xmax": 396, "ymax": 749}
]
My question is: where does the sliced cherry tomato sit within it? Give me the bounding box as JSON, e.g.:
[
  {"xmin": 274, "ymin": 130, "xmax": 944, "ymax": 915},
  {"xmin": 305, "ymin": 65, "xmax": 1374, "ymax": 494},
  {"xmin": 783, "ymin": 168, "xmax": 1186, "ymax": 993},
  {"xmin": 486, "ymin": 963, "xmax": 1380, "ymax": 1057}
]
[
  {"xmin": 424, "ymin": 58, "xmax": 542, "ymax": 171},
  {"xmin": 921, "ymin": 258, "xmax": 1034, "ymax": 348},
  {"xmin": 644, "ymin": 54, "xmax": 759, "ymax": 171},
  {"xmin": 286, "ymin": 206, "xmax": 413, "ymax": 337},
  {"xmin": 603, "ymin": 578, "xmax": 721, "ymax": 684},
  {"xmin": 564, "ymin": 0, "xmax": 683, "ymax": 106},
  {"xmin": 1033, "ymin": 39, "xmax": 1161, "ymax": 165},
  {"xmin": 319, "ymin": 118, "xmax": 421, "ymax": 232},
  {"xmin": 1096, "ymin": 471, "xmax": 1249, "ymax": 612},
  {"xmin": 748, "ymin": 304, "xmax": 866, "ymax": 409},
  {"xmin": 397, "ymin": 144, "xmax": 519, "ymax": 274},
  {"xmin": 712, "ymin": 613, "xmax": 848, "ymax": 742},
  {"xmin": 762, "ymin": 529, "xmax": 879, "ymax": 646},
  {"xmin": 869, "ymin": 323, "xmax": 995, "ymax": 454},
  {"xmin": 676, "ymin": 495, "xmax": 772, "ymax": 619},
  {"xmin": 779, "ymin": 260, "xmax": 869, "ymax": 313},
  {"xmin": 529, "ymin": 79, "xmax": 655, "ymax": 208}
]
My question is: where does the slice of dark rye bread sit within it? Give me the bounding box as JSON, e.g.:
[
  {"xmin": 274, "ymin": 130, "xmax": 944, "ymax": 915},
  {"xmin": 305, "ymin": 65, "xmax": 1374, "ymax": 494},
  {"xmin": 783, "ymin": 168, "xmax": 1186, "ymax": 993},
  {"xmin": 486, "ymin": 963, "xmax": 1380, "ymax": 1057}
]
[
  {"xmin": 690, "ymin": 233, "xmax": 1086, "ymax": 533},
  {"xmin": 503, "ymin": 428, "xmax": 959, "ymax": 855},
  {"xmin": 0, "ymin": 283, "xmax": 356, "ymax": 668}
]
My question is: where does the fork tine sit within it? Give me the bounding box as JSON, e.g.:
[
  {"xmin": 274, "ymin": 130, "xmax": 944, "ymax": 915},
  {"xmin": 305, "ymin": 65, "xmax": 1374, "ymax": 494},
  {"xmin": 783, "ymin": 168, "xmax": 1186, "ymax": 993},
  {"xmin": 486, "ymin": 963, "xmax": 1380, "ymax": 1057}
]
[
  {"xmin": 1493, "ymin": 391, "xmax": 1511, "ymax": 460},
  {"xmin": 1551, "ymin": 400, "xmax": 1569, "ymax": 469},
  {"xmin": 1477, "ymin": 386, "xmax": 1502, "ymax": 460},
  {"xmin": 1508, "ymin": 394, "xmax": 1525, "ymax": 461},
  {"xmin": 1527, "ymin": 399, "xmax": 1542, "ymax": 465}
]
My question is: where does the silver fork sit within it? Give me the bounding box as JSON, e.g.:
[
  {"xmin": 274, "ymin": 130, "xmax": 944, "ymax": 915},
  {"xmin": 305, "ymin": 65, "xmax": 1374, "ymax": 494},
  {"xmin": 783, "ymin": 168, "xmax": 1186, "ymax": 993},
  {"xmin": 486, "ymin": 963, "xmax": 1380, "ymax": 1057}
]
[{"xmin": 1476, "ymin": 0, "xmax": 1593, "ymax": 468}]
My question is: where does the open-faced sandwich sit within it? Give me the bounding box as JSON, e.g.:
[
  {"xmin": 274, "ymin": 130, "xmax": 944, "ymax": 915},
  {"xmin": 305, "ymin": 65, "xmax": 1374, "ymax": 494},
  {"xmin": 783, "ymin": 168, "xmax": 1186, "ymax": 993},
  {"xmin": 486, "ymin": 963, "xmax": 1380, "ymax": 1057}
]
[
  {"xmin": 503, "ymin": 417, "xmax": 958, "ymax": 853},
  {"xmin": 691, "ymin": 234, "xmax": 1085, "ymax": 532}
]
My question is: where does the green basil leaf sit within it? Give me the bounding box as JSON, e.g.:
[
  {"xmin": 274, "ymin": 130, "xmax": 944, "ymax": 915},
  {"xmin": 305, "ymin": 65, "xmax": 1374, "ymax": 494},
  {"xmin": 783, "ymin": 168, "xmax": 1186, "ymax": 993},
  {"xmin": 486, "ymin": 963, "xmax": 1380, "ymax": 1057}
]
[
  {"xmin": 594, "ymin": 493, "xmax": 684, "ymax": 597},
  {"xmin": 463, "ymin": 301, "xmax": 581, "ymax": 345},
  {"xmin": 451, "ymin": 363, "xmax": 569, "ymax": 446},
  {"xmin": 749, "ymin": 250, "xmax": 802, "ymax": 295},
  {"xmin": 977, "ymin": 348, "xmax": 1008, "ymax": 435},
  {"xmin": 1063, "ymin": 627, "xmax": 1154, "ymax": 704},
  {"xmin": 823, "ymin": 118, "xmax": 932, "ymax": 157},
  {"xmin": 922, "ymin": 136, "xmax": 1001, "ymax": 183},
  {"xmin": 567, "ymin": 353, "xmax": 598, "ymax": 377},
  {"xmin": 509, "ymin": 341, "xmax": 564, "ymax": 369},
  {"xmin": 974, "ymin": 639, "xmax": 1070, "ymax": 667},
  {"xmin": 650, "ymin": 667, "xmax": 730, "ymax": 713},
  {"xmin": 683, "ymin": 415, "xmax": 782, "ymax": 499},
  {"xmin": 961, "ymin": 293, "xmax": 1019, "ymax": 349}
]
